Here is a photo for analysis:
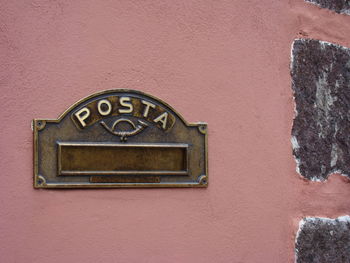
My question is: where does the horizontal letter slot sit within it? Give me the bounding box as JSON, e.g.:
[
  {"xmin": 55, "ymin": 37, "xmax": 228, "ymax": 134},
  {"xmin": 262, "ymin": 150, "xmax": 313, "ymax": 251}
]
[{"xmin": 58, "ymin": 143, "xmax": 188, "ymax": 176}]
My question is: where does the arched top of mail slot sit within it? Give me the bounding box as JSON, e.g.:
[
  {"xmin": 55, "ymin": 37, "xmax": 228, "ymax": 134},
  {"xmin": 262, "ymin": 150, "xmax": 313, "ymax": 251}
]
[{"xmin": 52, "ymin": 89, "xmax": 200, "ymax": 131}]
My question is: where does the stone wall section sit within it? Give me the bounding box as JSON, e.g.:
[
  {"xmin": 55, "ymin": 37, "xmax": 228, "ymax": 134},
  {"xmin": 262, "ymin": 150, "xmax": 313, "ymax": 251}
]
[
  {"xmin": 291, "ymin": 39, "xmax": 350, "ymax": 181},
  {"xmin": 292, "ymin": 2, "xmax": 350, "ymax": 261},
  {"xmin": 295, "ymin": 217, "xmax": 350, "ymax": 263},
  {"xmin": 305, "ymin": 0, "xmax": 350, "ymax": 15}
]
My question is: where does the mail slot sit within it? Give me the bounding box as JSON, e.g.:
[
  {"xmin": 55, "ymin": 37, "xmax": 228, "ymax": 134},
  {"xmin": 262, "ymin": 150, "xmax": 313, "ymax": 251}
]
[
  {"xmin": 33, "ymin": 89, "xmax": 207, "ymax": 188},
  {"xmin": 58, "ymin": 143, "xmax": 188, "ymax": 176}
]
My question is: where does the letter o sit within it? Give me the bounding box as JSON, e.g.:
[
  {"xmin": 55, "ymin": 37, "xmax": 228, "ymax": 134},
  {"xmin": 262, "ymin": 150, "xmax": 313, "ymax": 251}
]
[{"xmin": 97, "ymin": 99, "xmax": 112, "ymax": 116}]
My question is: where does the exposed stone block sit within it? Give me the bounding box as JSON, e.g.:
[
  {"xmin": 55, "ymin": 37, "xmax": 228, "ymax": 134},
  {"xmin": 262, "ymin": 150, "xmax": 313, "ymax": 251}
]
[
  {"xmin": 291, "ymin": 39, "xmax": 350, "ymax": 181},
  {"xmin": 295, "ymin": 216, "xmax": 350, "ymax": 263},
  {"xmin": 305, "ymin": 0, "xmax": 350, "ymax": 15}
]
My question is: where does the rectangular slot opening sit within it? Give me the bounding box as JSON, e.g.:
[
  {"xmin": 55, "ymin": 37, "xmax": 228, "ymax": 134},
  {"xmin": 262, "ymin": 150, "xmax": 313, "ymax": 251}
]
[{"xmin": 58, "ymin": 143, "xmax": 188, "ymax": 176}]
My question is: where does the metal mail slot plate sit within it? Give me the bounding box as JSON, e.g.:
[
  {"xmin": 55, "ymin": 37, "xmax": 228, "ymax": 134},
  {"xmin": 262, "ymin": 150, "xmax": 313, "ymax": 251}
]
[{"xmin": 33, "ymin": 89, "xmax": 208, "ymax": 188}]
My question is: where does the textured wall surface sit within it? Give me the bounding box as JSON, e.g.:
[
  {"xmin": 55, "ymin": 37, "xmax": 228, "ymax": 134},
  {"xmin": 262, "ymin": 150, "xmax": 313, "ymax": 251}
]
[
  {"xmin": 295, "ymin": 216, "xmax": 350, "ymax": 262},
  {"xmin": 1, "ymin": 1, "xmax": 350, "ymax": 262},
  {"xmin": 305, "ymin": 0, "xmax": 350, "ymax": 15},
  {"xmin": 292, "ymin": 39, "xmax": 350, "ymax": 181}
]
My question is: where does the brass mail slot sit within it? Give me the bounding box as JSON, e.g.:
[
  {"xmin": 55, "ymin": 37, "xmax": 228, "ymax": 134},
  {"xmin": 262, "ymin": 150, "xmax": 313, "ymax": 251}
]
[
  {"xmin": 34, "ymin": 90, "xmax": 207, "ymax": 188},
  {"xmin": 58, "ymin": 143, "xmax": 188, "ymax": 176}
]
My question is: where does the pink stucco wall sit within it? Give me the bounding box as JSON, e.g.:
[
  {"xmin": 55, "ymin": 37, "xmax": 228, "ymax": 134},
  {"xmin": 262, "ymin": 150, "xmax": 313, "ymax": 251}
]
[{"xmin": 1, "ymin": 1, "xmax": 350, "ymax": 262}]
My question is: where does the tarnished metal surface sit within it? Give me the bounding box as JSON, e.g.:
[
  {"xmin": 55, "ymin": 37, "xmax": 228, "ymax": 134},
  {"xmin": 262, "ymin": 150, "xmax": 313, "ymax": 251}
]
[{"xmin": 33, "ymin": 89, "xmax": 208, "ymax": 188}]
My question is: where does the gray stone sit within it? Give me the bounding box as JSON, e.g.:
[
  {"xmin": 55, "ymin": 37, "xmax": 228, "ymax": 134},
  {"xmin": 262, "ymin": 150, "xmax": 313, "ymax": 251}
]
[
  {"xmin": 291, "ymin": 39, "xmax": 350, "ymax": 181},
  {"xmin": 295, "ymin": 216, "xmax": 350, "ymax": 263},
  {"xmin": 305, "ymin": 0, "xmax": 350, "ymax": 15}
]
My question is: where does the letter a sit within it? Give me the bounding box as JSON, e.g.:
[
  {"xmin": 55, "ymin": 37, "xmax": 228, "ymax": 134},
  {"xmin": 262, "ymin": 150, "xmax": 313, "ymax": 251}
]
[{"xmin": 153, "ymin": 112, "xmax": 168, "ymax": 130}]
